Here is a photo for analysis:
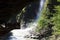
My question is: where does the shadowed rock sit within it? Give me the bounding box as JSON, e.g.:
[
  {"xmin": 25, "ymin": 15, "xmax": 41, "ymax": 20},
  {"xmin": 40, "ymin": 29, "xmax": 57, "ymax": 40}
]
[{"xmin": 0, "ymin": 0, "xmax": 39, "ymax": 36}]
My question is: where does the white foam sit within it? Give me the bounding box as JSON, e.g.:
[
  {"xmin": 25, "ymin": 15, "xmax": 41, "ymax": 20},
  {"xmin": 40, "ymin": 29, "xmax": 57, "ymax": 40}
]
[{"xmin": 9, "ymin": 0, "xmax": 45, "ymax": 40}]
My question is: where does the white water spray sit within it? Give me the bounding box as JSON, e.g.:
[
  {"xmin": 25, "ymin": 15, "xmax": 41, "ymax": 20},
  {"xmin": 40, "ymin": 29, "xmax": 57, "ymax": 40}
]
[{"xmin": 9, "ymin": 0, "xmax": 45, "ymax": 40}]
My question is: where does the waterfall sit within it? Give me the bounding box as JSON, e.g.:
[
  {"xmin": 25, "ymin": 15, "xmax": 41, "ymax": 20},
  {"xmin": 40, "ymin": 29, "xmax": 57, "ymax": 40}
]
[{"xmin": 7, "ymin": 0, "xmax": 45, "ymax": 40}]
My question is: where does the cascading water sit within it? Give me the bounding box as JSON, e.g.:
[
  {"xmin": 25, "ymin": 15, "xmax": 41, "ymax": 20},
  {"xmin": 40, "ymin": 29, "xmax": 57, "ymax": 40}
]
[{"xmin": 7, "ymin": 0, "xmax": 45, "ymax": 40}]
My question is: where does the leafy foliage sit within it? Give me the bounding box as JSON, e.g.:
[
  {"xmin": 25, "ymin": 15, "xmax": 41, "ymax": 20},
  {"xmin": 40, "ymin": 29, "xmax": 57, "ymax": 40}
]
[
  {"xmin": 36, "ymin": 0, "xmax": 49, "ymax": 32},
  {"xmin": 52, "ymin": 5, "xmax": 60, "ymax": 35},
  {"xmin": 37, "ymin": 0, "xmax": 60, "ymax": 36}
]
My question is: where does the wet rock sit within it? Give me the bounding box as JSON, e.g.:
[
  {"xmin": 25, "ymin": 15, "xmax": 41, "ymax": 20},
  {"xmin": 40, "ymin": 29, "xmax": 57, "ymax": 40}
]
[
  {"xmin": 0, "ymin": 23, "xmax": 20, "ymax": 36},
  {"xmin": 24, "ymin": 35, "xmax": 31, "ymax": 38},
  {"xmin": 31, "ymin": 35, "xmax": 39, "ymax": 39},
  {"xmin": 24, "ymin": 35, "xmax": 39, "ymax": 39}
]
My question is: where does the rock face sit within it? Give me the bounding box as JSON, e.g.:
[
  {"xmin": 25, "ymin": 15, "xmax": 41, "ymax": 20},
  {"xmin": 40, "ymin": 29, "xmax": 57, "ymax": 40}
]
[
  {"xmin": 0, "ymin": 0, "xmax": 38, "ymax": 36},
  {"xmin": 0, "ymin": 0, "xmax": 38, "ymax": 24}
]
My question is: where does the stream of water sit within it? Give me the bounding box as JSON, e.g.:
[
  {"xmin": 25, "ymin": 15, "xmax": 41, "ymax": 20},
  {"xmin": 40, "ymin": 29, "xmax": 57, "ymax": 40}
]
[{"xmin": 6, "ymin": 0, "xmax": 45, "ymax": 40}]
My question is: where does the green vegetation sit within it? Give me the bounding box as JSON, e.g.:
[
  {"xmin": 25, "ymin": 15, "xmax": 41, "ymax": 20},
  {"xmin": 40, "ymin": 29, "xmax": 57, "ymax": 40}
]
[
  {"xmin": 57, "ymin": 0, "xmax": 60, "ymax": 2},
  {"xmin": 36, "ymin": 0, "xmax": 49, "ymax": 32},
  {"xmin": 36, "ymin": 0, "xmax": 60, "ymax": 36},
  {"xmin": 52, "ymin": 4, "xmax": 60, "ymax": 35}
]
